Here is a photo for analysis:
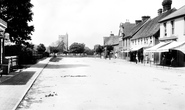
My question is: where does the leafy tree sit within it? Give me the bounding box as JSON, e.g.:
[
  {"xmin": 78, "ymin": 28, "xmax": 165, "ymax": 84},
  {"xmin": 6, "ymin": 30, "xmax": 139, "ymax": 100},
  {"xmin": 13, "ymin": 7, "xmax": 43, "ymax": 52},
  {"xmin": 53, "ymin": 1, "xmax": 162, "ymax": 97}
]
[
  {"xmin": 49, "ymin": 46, "xmax": 59, "ymax": 54},
  {"xmin": 0, "ymin": 0, "xmax": 34, "ymax": 45},
  {"xmin": 37, "ymin": 43, "xmax": 46, "ymax": 54},
  {"xmin": 84, "ymin": 47, "xmax": 94, "ymax": 55},
  {"xmin": 94, "ymin": 44, "xmax": 104, "ymax": 58},
  {"xmin": 69, "ymin": 42, "xmax": 85, "ymax": 54},
  {"xmin": 106, "ymin": 45, "xmax": 113, "ymax": 51}
]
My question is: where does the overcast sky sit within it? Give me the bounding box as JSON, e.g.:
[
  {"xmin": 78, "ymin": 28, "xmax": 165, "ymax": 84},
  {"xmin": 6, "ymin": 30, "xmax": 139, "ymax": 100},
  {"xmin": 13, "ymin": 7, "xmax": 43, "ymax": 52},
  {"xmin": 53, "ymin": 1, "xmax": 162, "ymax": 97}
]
[{"xmin": 30, "ymin": 0, "xmax": 185, "ymax": 49}]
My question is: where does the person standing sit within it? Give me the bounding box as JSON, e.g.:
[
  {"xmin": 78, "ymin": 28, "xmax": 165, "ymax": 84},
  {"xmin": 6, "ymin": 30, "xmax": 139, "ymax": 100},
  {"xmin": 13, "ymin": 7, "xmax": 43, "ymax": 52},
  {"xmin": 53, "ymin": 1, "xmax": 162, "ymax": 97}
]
[{"xmin": 135, "ymin": 54, "xmax": 138, "ymax": 64}]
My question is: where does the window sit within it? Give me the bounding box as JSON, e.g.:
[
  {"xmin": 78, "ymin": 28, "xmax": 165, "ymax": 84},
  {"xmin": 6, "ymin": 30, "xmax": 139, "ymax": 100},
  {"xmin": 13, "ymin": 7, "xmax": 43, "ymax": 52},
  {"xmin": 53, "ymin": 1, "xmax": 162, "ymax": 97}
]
[
  {"xmin": 164, "ymin": 23, "xmax": 167, "ymax": 36},
  {"xmin": 184, "ymin": 17, "xmax": 185, "ymax": 34},
  {"xmin": 171, "ymin": 20, "xmax": 174, "ymax": 34}
]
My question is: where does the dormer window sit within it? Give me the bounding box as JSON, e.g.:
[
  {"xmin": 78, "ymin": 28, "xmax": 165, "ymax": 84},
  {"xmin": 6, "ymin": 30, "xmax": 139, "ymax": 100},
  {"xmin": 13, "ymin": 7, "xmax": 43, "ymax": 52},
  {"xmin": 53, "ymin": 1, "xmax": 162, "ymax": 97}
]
[
  {"xmin": 171, "ymin": 20, "xmax": 174, "ymax": 34},
  {"xmin": 164, "ymin": 22, "xmax": 167, "ymax": 36}
]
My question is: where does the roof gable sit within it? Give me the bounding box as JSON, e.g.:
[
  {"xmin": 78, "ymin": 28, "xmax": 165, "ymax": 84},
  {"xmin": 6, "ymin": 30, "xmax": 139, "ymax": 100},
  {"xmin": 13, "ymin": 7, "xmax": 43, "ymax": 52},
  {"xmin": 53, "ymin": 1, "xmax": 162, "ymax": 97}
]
[
  {"xmin": 131, "ymin": 9, "xmax": 175, "ymax": 40},
  {"xmin": 124, "ymin": 19, "xmax": 149, "ymax": 39},
  {"xmin": 121, "ymin": 22, "xmax": 135, "ymax": 37},
  {"xmin": 160, "ymin": 5, "xmax": 185, "ymax": 22},
  {"xmin": 104, "ymin": 35, "xmax": 119, "ymax": 46}
]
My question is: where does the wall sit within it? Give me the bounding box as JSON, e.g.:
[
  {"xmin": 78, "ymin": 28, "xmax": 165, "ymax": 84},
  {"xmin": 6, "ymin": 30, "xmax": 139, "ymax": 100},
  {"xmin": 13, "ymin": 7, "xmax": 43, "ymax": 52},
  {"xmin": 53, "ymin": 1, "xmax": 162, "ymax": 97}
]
[
  {"xmin": 131, "ymin": 36, "xmax": 156, "ymax": 49},
  {"xmin": 160, "ymin": 16, "xmax": 185, "ymax": 41}
]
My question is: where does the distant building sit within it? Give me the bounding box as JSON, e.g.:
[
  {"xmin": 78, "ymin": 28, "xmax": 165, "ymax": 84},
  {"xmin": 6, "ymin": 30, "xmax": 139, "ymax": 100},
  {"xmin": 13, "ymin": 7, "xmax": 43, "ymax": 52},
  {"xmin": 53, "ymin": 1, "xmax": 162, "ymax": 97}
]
[
  {"xmin": 58, "ymin": 33, "xmax": 68, "ymax": 51},
  {"xmin": 103, "ymin": 33, "xmax": 119, "ymax": 58},
  {"xmin": 118, "ymin": 21, "xmax": 136, "ymax": 59}
]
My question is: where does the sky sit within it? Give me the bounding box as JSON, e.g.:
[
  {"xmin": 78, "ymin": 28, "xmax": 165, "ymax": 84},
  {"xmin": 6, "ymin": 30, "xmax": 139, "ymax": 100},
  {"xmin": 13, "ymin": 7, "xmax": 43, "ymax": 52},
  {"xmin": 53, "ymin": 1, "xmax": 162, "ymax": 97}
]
[{"xmin": 30, "ymin": 0, "xmax": 185, "ymax": 49}]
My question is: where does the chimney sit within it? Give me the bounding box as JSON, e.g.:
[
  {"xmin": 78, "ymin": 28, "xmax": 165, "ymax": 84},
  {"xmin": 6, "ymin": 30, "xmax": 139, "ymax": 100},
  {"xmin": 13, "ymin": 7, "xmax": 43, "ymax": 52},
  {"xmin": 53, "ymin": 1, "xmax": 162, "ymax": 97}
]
[
  {"xmin": 142, "ymin": 16, "xmax": 150, "ymax": 21},
  {"xmin": 110, "ymin": 31, "xmax": 114, "ymax": 36},
  {"xmin": 135, "ymin": 20, "xmax": 142, "ymax": 24},
  {"xmin": 158, "ymin": 8, "xmax": 163, "ymax": 15},
  {"xmin": 110, "ymin": 33, "xmax": 114, "ymax": 36},
  {"xmin": 162, "ymin": 0, "xmax": 172, "ymax": 12}
]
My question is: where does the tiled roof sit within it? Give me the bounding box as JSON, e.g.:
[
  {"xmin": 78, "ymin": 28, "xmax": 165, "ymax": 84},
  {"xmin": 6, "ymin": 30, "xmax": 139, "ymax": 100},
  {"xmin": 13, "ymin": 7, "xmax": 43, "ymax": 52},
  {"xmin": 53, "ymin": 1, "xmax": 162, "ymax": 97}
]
[
  {"xmin": 104, "ymin": 35, "xmax": 119, "ymax": 46},
  {"xmin": 121, "ymin": 22, "xmax": 135, "ymax": 37},
  {"xmin": 124, "ymin": 19, "xmax": 149, "ymax": 39},
  {"xmin": 0, "ymin": 18, "xmax": 7, "ymax": 28},
  {"xmin": 103, "ymin": 37, "xmax": 110, "ymax": 45},
  {"xmin": 159, "ymin": 5, "xmax": 185, "ymax": 22},
  {"xmin": 131, "ymin": 9, "xmax": 176, "ymax": 40}
]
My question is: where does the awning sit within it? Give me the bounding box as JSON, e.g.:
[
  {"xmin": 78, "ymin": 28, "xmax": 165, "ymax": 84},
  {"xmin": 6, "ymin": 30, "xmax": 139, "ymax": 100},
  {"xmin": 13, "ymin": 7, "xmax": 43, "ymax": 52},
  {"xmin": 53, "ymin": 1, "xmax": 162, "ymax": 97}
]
[
  {"xmin": 130, "ymin": 46, "xmax": 143, "ymax": 51},
  {"xmin": 123, "ymin": 50, "xmax": 130, "ymax": 52},
  {"xmin": 171, "ymin": 41, "xmax": 185, "ymax": 54},
  {"xmin": 144, "ymin": 42, "xmax": 171, "ymax": 52},
  {"xmin": 156, "ymin": 41, "xmax": 185, "ymax": 52}
]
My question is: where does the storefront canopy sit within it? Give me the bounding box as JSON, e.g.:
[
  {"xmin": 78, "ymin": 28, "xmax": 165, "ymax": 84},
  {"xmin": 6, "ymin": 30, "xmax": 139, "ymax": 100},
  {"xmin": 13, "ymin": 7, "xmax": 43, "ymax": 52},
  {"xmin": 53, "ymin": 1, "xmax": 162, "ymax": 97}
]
[
  {"xmin": 130, "ymin": 46, "xmax": 143, "ymax": 52},
  {"xmin": 171, "ymin": 41, "xmax": 185, "ymax": 54},
  {"xmin": 144, "ymin": 42, "xmax": 171, "ymax": 52},
  {"xmin": 156, "ymin": 41, "xmax": 185, "ymax": 52}
]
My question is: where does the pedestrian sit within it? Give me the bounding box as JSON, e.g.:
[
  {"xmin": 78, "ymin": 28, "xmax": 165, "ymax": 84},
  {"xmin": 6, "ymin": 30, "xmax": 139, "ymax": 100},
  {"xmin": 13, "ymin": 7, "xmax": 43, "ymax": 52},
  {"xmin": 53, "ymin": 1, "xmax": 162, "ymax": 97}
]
[
  {"xmin": 135, "ymin": 54, "xmax": 138, "ymax": 64},
  {"xmin": 162, "ymin": 54, "xmax": 165, "ymax": 66},
  {"xmin": 141, "ymin": 54, "xmax": 144, "ymax": 63},
  {"xmin": 170, "ymin": 57, "xmax": 174, "ymax": 67}
]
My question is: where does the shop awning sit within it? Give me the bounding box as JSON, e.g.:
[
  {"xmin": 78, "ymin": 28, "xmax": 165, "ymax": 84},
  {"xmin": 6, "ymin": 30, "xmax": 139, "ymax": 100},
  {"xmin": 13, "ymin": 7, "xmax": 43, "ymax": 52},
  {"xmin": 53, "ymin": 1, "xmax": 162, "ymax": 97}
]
[
  {"xmin": 171, "ymin": 41, "xmax": 185, "ymax": 54},
  {"xmin": 130, "ymin": 46, "xmax": 143, "ymax": 51},
  {"xmin": 156, "ymin": 41, "xmax": 185, "ymax": 52},
  {"xmin": 144, "ymin": 42, "xmax": 171, "ymax": 52},
  {"xmin": 123, "ymin": 50, "xmax": 130, "ymax": 52}
]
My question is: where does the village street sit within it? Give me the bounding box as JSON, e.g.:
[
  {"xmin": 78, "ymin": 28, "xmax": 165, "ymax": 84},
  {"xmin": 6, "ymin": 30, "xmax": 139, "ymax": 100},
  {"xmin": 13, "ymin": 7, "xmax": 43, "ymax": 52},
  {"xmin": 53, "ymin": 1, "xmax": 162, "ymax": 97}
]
[{"xmin": 16, "ymin": 57, "xmax": 185, "ymax": 110}]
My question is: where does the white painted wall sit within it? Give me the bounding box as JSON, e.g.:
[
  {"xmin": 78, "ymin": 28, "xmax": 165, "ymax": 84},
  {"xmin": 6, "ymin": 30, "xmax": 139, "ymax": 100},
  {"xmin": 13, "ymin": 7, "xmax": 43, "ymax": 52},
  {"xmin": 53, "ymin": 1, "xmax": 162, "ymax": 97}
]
[
  {"xmin": 159, "ymin": 16, "xmax": 185, "ymax": 41},
  {"xmin": 131, "ymin": 36, "xmax": 156, "ymax": 49}
]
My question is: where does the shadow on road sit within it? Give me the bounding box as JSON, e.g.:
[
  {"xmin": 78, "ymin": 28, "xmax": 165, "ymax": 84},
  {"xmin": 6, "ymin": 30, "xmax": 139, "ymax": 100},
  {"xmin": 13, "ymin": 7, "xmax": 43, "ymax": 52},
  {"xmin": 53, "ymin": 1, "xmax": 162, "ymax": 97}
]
[
  {"xmin": 0, "ymin": 71, "xmax": 35, "ymax": 85},
  {"xmin": 49, "ymin": 57, "xmax": 62, "ymax": 62},
  {"xmin": 46, "ymin": 64, "xmax": 89, "ymax": 69}
]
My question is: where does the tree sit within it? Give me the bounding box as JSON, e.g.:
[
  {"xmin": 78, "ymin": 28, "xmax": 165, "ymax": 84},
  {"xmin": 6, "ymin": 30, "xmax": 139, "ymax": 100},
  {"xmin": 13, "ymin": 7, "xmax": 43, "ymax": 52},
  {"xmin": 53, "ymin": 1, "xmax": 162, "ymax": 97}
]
[
  {"xmin": 106, "ymin": 45, "xmax": 113, "ymax": 51},
  {"xmin": 37, "ymin": 43, "xmax": 46, "ymax": 54},
  {"xmin": 0, "ymin": 0, "xmax": 34, "ymax": 45},
  {"xmin": 49, "ymin": 46, "xmax": 59, "ymax": 54},
  {"xmin": 94, "ymin": 44, "xmax": 104, "ymax": 58},
  {"xmin": 84, "ymin": 47, "xmax": 94, "ymax": 55},
  {"xmin": 69, "ymin": 42, "xmax": 85, "ymax": 54}
]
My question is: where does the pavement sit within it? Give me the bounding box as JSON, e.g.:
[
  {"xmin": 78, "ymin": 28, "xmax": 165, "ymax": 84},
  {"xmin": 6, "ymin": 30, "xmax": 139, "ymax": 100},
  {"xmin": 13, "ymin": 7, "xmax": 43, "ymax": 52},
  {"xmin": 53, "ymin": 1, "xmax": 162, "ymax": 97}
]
[{"xmin": 0, "ymin": 57, "xmax": 51, "ymax": 110}]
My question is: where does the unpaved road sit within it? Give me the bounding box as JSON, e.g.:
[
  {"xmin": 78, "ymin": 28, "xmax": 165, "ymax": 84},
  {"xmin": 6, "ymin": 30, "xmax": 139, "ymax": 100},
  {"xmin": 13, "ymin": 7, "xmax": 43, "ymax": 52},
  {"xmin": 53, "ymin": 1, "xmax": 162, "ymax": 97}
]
[{"xmin": 16, "ymin": 57, "xmax": 185, "ymax": 110}]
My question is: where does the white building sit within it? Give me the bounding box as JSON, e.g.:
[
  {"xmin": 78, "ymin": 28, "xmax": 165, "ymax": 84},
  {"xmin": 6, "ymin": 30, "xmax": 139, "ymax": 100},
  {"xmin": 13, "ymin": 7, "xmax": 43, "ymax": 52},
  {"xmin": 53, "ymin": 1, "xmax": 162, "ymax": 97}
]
[
  {"xmin": 157, "ymin": 5, "xmax": 185, "ymax": 66},
  {"xmin": 159, "ymin": 5, "xmax": 185, "ymax": 42}
]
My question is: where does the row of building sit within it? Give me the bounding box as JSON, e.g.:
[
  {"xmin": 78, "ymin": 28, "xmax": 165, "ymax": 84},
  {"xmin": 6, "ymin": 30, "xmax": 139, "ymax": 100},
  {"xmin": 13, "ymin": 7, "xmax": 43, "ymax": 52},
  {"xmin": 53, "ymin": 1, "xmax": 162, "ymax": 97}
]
[{"xmin": 104, "ymin": 0, "xmax": 185, "ymax": 67}]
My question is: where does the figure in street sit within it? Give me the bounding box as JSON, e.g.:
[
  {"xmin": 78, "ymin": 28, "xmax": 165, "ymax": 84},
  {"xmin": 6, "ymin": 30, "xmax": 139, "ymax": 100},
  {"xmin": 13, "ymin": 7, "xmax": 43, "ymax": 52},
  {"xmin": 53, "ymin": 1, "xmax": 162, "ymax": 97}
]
[{"xmin": 135, "ymin": 54, "xmax": 138, "ymax": 64}]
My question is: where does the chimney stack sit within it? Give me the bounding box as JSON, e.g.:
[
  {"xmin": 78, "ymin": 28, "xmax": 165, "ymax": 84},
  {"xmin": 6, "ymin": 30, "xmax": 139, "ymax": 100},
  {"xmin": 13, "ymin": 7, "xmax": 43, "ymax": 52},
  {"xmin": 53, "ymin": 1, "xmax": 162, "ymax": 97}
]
[
  {"xmin": 135, "ymin": 20, "xmax": 142, "ymax": 24},
  {"xmin": 158, "ymin": 8, "xmax": 163, "ymax": 15},
  {"xmin": 162, "ymin": 0, "xmax": 172, "ymax": 12},
  {"xmin": 142, "ymin": 16, "xmax": 150, "ymax": 21}
]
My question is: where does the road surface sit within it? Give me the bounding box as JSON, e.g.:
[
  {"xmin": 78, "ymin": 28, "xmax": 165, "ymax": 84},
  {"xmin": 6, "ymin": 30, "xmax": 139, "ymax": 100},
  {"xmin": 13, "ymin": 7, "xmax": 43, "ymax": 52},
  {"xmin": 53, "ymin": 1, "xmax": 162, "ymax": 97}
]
[{"xmin": 16, "ymin": 57, "xmax": 185, "ymax": 110}]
